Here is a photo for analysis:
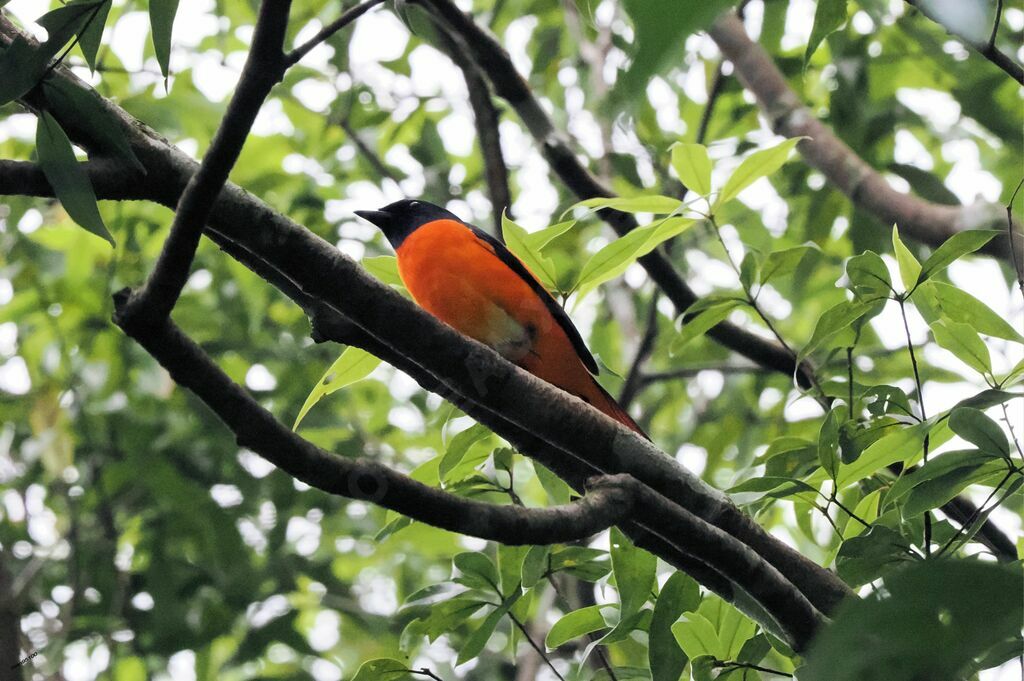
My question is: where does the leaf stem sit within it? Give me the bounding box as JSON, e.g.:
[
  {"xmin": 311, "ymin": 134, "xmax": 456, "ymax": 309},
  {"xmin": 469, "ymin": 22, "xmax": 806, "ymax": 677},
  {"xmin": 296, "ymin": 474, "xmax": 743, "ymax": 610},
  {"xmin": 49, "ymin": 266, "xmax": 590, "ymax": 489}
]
[{"xmin": 897, "ymin": 298, "xmax": 932, "ymax": 555}]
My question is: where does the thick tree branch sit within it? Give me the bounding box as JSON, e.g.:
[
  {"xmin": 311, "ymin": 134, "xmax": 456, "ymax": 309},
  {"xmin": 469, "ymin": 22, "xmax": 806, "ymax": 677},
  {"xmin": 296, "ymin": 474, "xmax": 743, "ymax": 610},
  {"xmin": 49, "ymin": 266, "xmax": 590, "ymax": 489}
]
[
  {"xmin": 118, "ymin": 0, "xmax": 291, "ymax": 327},
  {"xmin": 903, "ymin": 0, "xmax": 1023, "ymax": 85},
  {"xmin": 707, "ymin": 14, "xmax": 1023, "ymax": 268},
  {"xmin": 111, "ymin": 306, "xmax": 638, "ymax": 544},
  {"xmin": 414, "ymin": 0, "xmax": 821, "ymax": 391}
]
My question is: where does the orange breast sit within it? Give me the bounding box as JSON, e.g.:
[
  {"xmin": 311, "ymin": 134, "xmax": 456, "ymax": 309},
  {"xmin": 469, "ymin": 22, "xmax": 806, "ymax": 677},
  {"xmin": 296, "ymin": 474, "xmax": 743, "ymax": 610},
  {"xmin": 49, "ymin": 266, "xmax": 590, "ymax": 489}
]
[{"xmin": 395, "ymin": 220, "xmax": 592, "ymax": 397}]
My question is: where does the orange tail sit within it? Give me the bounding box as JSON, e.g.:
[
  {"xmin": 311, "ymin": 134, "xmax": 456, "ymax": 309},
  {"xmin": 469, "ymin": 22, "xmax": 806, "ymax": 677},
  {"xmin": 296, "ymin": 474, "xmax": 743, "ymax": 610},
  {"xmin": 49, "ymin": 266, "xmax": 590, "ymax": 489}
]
[{"xmin": 588, "ymin": 377, "xmax": 650, "ymax": 440}]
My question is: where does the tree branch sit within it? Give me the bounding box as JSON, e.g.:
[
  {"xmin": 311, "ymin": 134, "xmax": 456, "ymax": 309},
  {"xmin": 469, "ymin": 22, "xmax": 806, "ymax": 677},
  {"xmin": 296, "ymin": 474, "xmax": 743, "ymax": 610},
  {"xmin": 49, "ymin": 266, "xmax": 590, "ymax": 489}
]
[
  {"xmin": 414, "ymin": 0, "xmax": 821, "ymax": 391},
  {"xmin": 285, "ymin": 0, "xmax": 387, "ymax": 68},
  {"xmin": 110, "ymin": 306, "xmax": 639, "ymax": 545},
  {"xmin": 117, "ymin": 0, "xmax": 292, "ymax": 328},
  {"xmin": 903, "ymin": 0, "xmax": 1023, "ymax": 85},
  {"xmin": 436, "ymin": 26, "xmax": 513, "ymax": 238},
  {"xmin": 707, "ymin": 14, "xmax": 1023, "ymax": 268}
]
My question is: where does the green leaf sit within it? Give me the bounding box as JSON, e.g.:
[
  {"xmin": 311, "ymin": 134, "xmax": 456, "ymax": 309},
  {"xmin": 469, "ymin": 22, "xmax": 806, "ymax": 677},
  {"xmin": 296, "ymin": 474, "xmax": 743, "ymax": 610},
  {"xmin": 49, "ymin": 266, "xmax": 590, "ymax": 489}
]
[
  {"xmin": 35, "ymin": 111, "xmax": 114, "ymax": 246},
  {"xmin": 805, "ymin": 0, "xmax": 847, "ymax": 65},
  {"xmin": 571, "ymin": 195, "xmax": 685, "ymax": 215},
  {"xmin": 835, "ymin": 525, "xmax": 913, "ymax": 586},
  {"xmin": 42, "ymin": 78, "xmax": 144, "ymax": 172},
  {"xmin": 438, "ymin": 423, "xmax": 492, "ymax": 482},
  {"xmin": 614, "ymin": 0, "xmax": 736, "ymax": 102},
  {"xmin": 948, "ymin": 407, "xmax": 1010, "ymax": 457},
  {"xmin": 0, "ymin": 0, "xmax": 104, "ymax": 105},
  {"xmin": 78, "ymin": 0, "xmax": 112, "ymax": 71},
  {"xmin": 457, "ymin": 590, "xmax": 521, "ymax": 664},
  {"xmin": 549, "ymin": 546, "xmax": 611, "ymax": 581},
  {"xmin": 917, "ymin": 281, "xmax": 1024, "ymax": 342},
  {"xmin": 903, "ymin": 459, "xmax": 1005, "ymax": 517},
  {"xmin": 524, "ymin": 220, "xmax": 576, "ymax": 250},
  {"xmin": 502, "ymin": 212, "xmax": 561, "ymax": 290},
  {"xmin": 112, "ymin": 657, "xmax": 147, "ymax": 681},
  {"xmin": 361, "ymin": 255, "xmax": 405, "ymax": 288},
  {"xmin": 650, "ymin": 573, "xmax": 700, "ymax": 681},
  {"xmin": 671, "ymin": 142, "xmax": 712, "ymax": 196},
  {"xmin": 916, "ymin": 229, "xmax": 1001, "ymax": 286},
  {"xmin": 521, "ymin": 545, "xmax": 550, "ymax": 588},
  {"xmin": 739, "ymin": 250, "xmax": 760, "ymax": 291},
  {"xmin": 930, "ymin": 320, "xmax": 992, "ymax": 376},
  {"xmin": 150, "ymin": 0, "xmax": 181, "ymax": 81},
  {"xmin": 803, "ymin": 561, "xmax": 1024, "ymax": 681},
  {"xmin": 672, "ymin": 613, "xmax": 721, "ymax": 659},
  {"xmin": 546, "ymin": 604, "xmax": 611, "ymax": 648},
  {"xmin": 727, "ymin": 476, "xmax": 818, "ymax": 503},
  {"xmin": 453, "ymin": 551, "xmax": 500, "ymax": 591},
  {"xmin": 670, "ymin": 300, "xmax": 741, "ymax": 355},
  {"xmin": 886, "ymin": 449, "xmax": 992, "ymax": 503},
  {"xmin": 836, "ymin": 420, "xmax": 943, "ymax": 488},
  {"xmin": 818, "ymin": 408, "xmax": 842, "ymax": 480},
  {"xmin": 609, "ymin": 527, "xmax": 656, "ymax": 618},
  {"xmin": 351, "ymin": 659, "xmax": 412, "ymax": 681},
  {"xmin": 891, "ymin": 225, "xmax": 921, "ymax": 293},
  {"xmin": 799, "ymin": 299, "xmax": 876, "ymax": 361},
  {"xmin": 575, "ymin": 217, "xmax": 694, "ymax": 299},
  {"xmin": 711, "ymin": 600, "xmax": 757, "ymax": 659},
  {"xmin": 292, "ymin": 346, "xmax": 380, "ymax": 429},
  {"xmin": 1003, "ymin": 359, "xmax": 1024, "ymax": 387},
  {"xmin": 846, "ymin": 251, "xmax": 892, "ymax": 301},
  {"xmin": 715, "ymin": 137, "xmax": 805, "ymax": 209},
  {"xmin": 760, "ymin": 244, "xmax": 819, "ymax": 284}
]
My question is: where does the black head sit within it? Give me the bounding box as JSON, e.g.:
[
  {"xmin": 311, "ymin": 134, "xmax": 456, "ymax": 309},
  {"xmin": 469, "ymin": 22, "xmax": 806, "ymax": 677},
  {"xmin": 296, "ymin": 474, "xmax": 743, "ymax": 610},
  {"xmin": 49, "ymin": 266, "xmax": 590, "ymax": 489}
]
[{"xmin": 354, "ymin": 199, "xmax": 460, "ymax": 248}]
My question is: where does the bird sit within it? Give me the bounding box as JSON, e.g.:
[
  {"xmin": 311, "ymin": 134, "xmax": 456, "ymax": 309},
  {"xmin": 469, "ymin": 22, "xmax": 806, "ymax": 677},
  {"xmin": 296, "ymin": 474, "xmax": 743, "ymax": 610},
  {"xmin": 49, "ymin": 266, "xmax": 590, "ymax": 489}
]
[{"xmin": 355, "ymin": 199, "xmax": 648, "ymax": 439}]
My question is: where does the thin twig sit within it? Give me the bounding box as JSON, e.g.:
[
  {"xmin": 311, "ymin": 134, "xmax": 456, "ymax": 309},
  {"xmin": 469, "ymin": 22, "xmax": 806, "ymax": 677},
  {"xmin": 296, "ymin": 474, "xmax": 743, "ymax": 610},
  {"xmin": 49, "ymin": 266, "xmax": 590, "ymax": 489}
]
[
  {"xmin": 509, "ymin": 613, "xmax": 567, "ymax": 681},
  {"xmin": 898, "ymin": 299, "xmax": 932, "ymax": 555},
  {"xmin": 903, "ymin": 0, "xmax": 1023, "ymax": 85},
  {"xmin": 1006, "ymin": 177, "xmax": 1024, "ymax": 300},
  {"xmin": 284, "ymin": 0, "xmax": 386, "ymax": 67},
  {"xmin": 118, "ymin": 0, "xmax": 293, "ymax": 326}
]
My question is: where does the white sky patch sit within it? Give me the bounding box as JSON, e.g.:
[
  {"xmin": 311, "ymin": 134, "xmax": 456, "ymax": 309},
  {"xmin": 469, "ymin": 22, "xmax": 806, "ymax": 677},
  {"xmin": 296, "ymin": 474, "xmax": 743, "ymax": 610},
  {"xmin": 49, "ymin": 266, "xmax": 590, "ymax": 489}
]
[
  {"xmin": 245, "ymin": 364, "xmax": 277, "ymax": 391},
  {"xmin": 292, "ymin": 78, "xmax": 337, "ymax": 113},
  {"xmin": 252, "ymin": 98, "xmax": 295, "ymax": 137},
  {"xmin": 896, "ymin": 88, "xmax": 962, "ymax": 132},
  {"xmin": 210, "ymin": 484, "xmax": 243, "ymax": 508},
  {"xmin": 0, "ymin": 356, "xmax": 30, "ymax": 395},
  {"xmin": 941, "ymin": 140, "xmax": 1002, "ymax": 203},
  {"xmin": 237, "ymin": 449, "xmax": 275, "ymax": 478},
  {"xmin": 504, "ymin": 16, "xmax": 537, "ymax": 77},
  {"xmin": 893, "ymin": 129, "xmax": 934, "ymax": 170}
]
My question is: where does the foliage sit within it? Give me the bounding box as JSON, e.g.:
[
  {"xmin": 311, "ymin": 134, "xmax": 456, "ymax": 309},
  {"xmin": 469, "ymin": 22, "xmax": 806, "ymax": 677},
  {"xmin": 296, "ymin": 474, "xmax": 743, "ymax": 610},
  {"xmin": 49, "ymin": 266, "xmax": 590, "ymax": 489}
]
[{"xmin": 0, "ymin": 0, "xmax": 1021, "ymax": 680}]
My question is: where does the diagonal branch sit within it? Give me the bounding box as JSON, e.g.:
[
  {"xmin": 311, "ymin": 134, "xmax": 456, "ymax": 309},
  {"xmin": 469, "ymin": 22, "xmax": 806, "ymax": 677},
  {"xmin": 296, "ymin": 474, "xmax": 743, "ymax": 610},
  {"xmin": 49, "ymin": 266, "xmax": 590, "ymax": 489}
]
[
  {"xmin": 707, "ymin": 13, "xmax": 1023, "ymax": 268},
  {"xmin": 111, "ymin": 306, "xmax": 638, "ymax": 545},
  {"xmin": 435, "ymin": 26, "xmax": 514, "ymax": 238},
  {"xmin": 118, "ymin": 0, "xmax": 292, "ymax": 327}
]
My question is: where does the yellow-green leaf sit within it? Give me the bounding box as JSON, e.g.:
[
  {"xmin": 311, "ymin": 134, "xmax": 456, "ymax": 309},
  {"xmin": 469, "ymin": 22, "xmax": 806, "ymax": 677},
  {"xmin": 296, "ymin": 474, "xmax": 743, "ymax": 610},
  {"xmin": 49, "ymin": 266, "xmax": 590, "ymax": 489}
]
[
  {"xmin": 293, "ymin": 347, "xmax": 381, "ymax": 430},
  {"xmin": 671, "ymin": 142, "xmax": 712, "ymax": 196},
  {"xmin": 714, "ymin": 137, "xmax": 805, "ymax": 209}
]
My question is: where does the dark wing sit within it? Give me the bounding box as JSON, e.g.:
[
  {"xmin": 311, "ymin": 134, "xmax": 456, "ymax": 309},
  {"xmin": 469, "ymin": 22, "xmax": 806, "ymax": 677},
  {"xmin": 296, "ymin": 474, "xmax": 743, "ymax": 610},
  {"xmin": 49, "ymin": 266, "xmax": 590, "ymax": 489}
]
[{"xmin": 468, "ymin": 224, "xmax": 600, "ymax": 375}]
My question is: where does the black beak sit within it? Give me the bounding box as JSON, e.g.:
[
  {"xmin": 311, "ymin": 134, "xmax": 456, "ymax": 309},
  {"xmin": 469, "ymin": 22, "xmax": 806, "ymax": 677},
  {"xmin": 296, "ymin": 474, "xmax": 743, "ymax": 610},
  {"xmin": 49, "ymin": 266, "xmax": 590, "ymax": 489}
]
[{"xmin": 354, "ymin": 209, "xmax": 392, "ymax": 231}]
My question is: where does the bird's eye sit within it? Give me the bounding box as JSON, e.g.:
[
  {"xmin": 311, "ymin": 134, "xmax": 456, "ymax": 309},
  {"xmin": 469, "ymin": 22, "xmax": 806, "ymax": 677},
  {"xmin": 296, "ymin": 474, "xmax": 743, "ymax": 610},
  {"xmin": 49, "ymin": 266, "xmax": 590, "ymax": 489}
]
[{"xmin": 409, "ymin": 200, "xmax": 420, "ymax": 207}]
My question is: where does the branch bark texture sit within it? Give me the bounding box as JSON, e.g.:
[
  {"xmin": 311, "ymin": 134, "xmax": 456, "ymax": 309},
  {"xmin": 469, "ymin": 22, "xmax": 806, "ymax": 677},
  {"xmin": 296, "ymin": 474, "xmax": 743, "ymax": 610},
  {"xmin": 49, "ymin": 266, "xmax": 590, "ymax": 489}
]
[{"xmin": 708, "ymin": 14, "xmax": 1023, "ymax": 270}]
